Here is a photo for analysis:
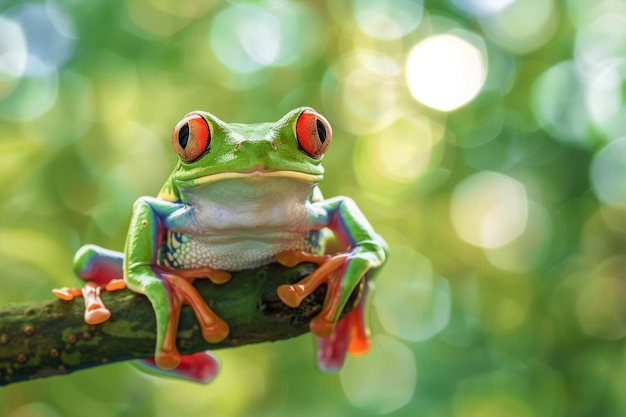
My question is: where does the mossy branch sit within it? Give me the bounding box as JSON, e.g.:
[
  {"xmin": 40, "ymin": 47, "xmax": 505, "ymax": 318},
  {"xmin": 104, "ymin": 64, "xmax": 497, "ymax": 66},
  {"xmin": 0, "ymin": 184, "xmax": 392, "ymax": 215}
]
[{"xmin": 0, "ymin": 262, "xmax": 362, "ymax": 387}]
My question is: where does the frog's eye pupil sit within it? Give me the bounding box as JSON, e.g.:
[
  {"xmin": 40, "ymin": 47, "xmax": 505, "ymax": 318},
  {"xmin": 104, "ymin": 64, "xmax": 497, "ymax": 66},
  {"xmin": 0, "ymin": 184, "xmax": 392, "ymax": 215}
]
[
  {"xmin": 179, "ymin": 124, "xmax": 189, "ymax": 149},
  {"xmin": 316, "ymin": 119, "xmax": 326, "ymax": 144}
]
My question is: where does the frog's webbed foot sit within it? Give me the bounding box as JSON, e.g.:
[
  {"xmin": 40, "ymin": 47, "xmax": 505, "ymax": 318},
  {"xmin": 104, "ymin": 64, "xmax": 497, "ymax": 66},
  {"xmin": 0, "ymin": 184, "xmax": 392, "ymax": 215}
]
[
  {"xmin": 276, "ymin": 250, "xmax": 375, "ymax": 372},
  {"xmin": 152, "ymin": 268, "xmax": 230, "ymax": 370},
  {"xmin": 52, "ymin": 279, "xmax": 126, "ymax": 325}
]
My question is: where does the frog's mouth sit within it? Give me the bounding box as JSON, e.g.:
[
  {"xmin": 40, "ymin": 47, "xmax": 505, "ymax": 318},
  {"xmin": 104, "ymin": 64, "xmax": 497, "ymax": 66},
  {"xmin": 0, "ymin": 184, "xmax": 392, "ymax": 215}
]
[{"xmin": 183, "ymin": 169, "xmax": 322, "ymax": 187}]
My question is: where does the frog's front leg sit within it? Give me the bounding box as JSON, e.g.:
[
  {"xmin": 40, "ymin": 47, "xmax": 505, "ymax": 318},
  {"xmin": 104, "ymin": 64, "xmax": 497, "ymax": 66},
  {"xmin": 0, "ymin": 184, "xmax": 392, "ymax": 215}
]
[
  {"xmin": 277, "ymin": 196, "xmax": 387, "ymax": 372},
  {"xmin": 52, "ymin": 245, "xmax": 126, "ymax": 325},
  {"xmin": 125, "ymin": 197, "xmax": 230, "ymax": 370}
]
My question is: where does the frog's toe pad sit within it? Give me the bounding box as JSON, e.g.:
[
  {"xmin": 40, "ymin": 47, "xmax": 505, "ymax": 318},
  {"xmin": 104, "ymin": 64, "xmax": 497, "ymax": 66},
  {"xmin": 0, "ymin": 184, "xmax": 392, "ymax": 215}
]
[
  {"xmin": 201, "ymin": 318, "xmax": 230, "ymax": 344},
  {"xmin": 52, "ymin": 287, "xmax": 81, "ymax": 301},
  {"xmin": 84, "ymin": 306, "xmax": 111, "ymax": 325},
  {"xmin": 277, "ymin": 284, "xmax": 305, "ymax": 308},
  {"xmin": 104, "ymin": 279, "xmax": 126, "ymax": 292},
  {"xmin": 139, "ymin": 351, "xmax": 221, "ymax": 384},
  {"xmin": 348, "ymin": 335, "xmax": 371, "ymax": 356},
  {"xmin": 155, "ymin": 350, "xmax": 182, "ymax": 370}
]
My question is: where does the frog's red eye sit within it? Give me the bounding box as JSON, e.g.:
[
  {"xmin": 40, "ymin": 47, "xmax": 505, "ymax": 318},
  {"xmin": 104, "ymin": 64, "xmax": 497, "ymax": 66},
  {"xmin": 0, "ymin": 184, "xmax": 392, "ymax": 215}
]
[
  {"xmin": 171, "ymin": 113, "xmax": 211, "ymax": 162},
  {"xmin": 295, "ymin": 110, "xmax": 332, "ymax": 158}
]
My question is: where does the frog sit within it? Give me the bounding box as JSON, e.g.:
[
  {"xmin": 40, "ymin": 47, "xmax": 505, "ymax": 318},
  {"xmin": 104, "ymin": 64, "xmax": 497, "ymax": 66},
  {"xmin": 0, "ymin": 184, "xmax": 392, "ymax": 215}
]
[{"xmin": 53, "ymin": 107, "xmax": 388, "ymax": 383}]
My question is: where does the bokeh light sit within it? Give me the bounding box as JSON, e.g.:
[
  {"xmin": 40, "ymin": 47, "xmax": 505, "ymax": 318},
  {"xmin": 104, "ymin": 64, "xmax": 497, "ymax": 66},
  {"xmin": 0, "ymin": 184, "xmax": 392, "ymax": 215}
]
[
  {"xmin": 0, "ymin": 71, "xmax": 59, "ymax": 120},
  {"xmin": 325, "ymin": 49, "xmax": 402, "ymax": 134},
  {"xmin": 451, "ymin": 172, "xmax": 528, "ymax": 248},
  {"xmin": 353, "ymin": 0, "xmax": 423, "ymax": 40},
  {"xmin": 0, "ymin": 16, "xmax": 27, "ymax": 79},
  {"xmin": 210, "ymin": 4, "xmax": 281, "ymax": 74},
  {"xmin": 574, "ymin": 12, "xmax": 626, "ymax": 71},
  {"xmin": 478, "ymin": 0, "xmax": 558, "ymax": 54},
  {"xmin": 4, "ymin": 3, "xmax": 75, "ymax": 76},
  {"xmin": 340, "ymin": 335, "xmax": 417, "ymax": 414},
  {"xmin": 484, "ymin": 202, "xmax": 552, "ymax": 273},
  {"xmin": 531, "ymin": 61, "xmax": 592, "ymax": 146},
  {"xmin": 591, "ymin": 137, "xmax": 626, "ymax": 206},
  {"xmin": 124, "ymin": 0, "xmax": 215, "ymax": 37},
  {"xmin": 209, "ymin": 3, "xmax": 324, "ymax": 74},
  {"xmin": 406, "ymin": 33, "xmax": 487, "ymax": 111},
  {"xmin": 452, "ymin": 0, "xmax": 515, "ymax": 15},
  {"xmin": 576, "ymin": 257, "xmax": 626, "ymax": 340},
  {"xmin": 352, "ymin": 113, "xmax": 445, "ymax": 198},
  {"xmin": 374, "ymin": 245, "xmax": 451, "ymax": 342}
]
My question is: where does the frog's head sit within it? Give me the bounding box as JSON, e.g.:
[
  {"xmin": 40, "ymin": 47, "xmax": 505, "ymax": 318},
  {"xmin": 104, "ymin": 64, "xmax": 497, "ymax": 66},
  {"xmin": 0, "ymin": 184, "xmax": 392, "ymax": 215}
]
[{"xmin": 165, "ymin": 107, "xmax": 331, "ymax": 197}]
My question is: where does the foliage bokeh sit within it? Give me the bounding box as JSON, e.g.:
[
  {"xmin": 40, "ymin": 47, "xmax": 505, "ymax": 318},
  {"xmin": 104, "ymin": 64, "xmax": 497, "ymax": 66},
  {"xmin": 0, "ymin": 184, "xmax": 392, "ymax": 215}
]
[{"xmin": 1, "ymin": 0, "xmax": 626, "ymax": 416}]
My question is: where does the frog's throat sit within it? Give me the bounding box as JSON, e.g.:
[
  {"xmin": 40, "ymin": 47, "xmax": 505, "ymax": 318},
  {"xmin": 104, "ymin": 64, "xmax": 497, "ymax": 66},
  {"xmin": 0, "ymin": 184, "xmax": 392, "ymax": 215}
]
[{"xmin": 180, "ymin": 170, "xmax": 322, "ymax": 187}]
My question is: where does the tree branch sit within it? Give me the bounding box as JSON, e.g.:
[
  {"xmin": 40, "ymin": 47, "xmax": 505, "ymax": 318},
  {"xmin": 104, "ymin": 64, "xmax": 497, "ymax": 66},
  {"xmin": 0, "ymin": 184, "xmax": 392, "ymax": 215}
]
[{"xmin": 0, "ymin": 262, "xmax": 362, "ymax": 386}]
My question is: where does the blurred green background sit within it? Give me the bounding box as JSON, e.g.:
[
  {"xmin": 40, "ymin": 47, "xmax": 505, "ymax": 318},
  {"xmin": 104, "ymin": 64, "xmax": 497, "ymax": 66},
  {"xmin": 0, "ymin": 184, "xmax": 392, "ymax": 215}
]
[{"xmin": 1, "ymin": 0, "xmax": 626, "ymax": 416}]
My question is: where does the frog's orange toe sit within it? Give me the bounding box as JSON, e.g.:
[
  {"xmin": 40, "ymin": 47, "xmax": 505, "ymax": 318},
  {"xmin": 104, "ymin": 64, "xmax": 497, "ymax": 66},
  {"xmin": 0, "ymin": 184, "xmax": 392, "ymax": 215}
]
[
  {"xmin": 84, "ymin": 305, "xmax": 111, "ymax": 325},
  {"xmin": 276, "ymin": 251, "xmax": 328, "ymax": 267},
  {"xmin": 201, "ymin": 318, "xmax": 230, "ymax": 344},
  {"xmin": 208, "ymin": 270, "xmax": 232, "ymax": 285},
  {"xmin": 104, "ymin": 279, "xmax": 126, "ymax": 291},
  {"xmin": 277, "ymin": 284, "xmax": 306, "ymax": 308},
  {"xmin": 52, "ymin": 287, "xmax": 82, "ymax": 301},
  {"xmin": 276, "ymin": 252, "xmax": 302, "ymax": 267},
  {"xmin": 348, "ymin": 336, "xmax": 371, "ymax": 356},
  {"xmin": 156, "ymin": 350, "xmax": 182, "ymax": 370}
]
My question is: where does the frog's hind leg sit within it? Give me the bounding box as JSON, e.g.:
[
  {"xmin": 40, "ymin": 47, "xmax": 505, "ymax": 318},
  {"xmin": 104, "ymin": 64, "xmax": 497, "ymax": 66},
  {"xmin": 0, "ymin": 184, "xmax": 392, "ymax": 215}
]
[
  {"xmin": 52, "ymin": 245, "xmax": 126, "ymax": 325},
  {"xmin": 135, "ymin": 351, "xmax": 221, "ymax": 384},
  {"xmin": 316, "ymin": 278, "xmax": 373, "ymax": 372},
  {"xmin": 139, "ymin": 268, "xmax": 230, "ymax": 371}
]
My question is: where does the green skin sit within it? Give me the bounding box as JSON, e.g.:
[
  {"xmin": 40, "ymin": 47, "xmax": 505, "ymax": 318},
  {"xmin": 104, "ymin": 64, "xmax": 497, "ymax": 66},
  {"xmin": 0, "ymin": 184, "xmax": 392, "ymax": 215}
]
[{"xmin": 66, "ymin": 107, "xmax": 388, "ymax": 382}]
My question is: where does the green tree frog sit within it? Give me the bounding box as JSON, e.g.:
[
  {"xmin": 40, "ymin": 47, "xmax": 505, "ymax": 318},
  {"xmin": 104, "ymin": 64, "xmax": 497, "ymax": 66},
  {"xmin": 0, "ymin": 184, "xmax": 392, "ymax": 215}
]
[{"xmin": 53, "ymin": 107, "xmax": 388, "ymax": 383}]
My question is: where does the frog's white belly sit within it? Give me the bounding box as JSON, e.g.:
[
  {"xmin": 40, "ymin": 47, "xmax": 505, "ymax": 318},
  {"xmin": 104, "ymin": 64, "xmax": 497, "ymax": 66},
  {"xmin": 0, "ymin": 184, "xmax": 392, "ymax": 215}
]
[
  {"xmin": 160, "ymin": 178, "xmax": 321, "ymax": 271},
  {"xmin": 161, "ymin": 229, "xmax": 313, "ymax": 271}
]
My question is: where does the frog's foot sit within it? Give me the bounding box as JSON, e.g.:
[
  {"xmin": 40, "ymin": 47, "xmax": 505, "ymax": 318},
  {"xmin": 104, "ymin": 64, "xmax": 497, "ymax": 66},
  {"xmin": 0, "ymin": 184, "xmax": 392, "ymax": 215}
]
[
  {"xmin": 276, "ymin": 251, "xmax": 350, "ymax": 337},
  {"xmin": 137, "ymin": 351, "xmax": 221, "ymax": 384},
  {"xmin": 277, "ymin": 250, "xmax": 376, "ymax": 371},
  {"xmin": 52, "ymin": 279, "xmax": 126, "ymax": 325},
  {"xmin": 154, "ymin": 270, "xmax": 230, "ymax": 370}
]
